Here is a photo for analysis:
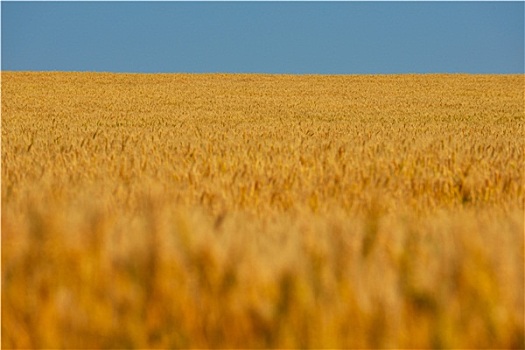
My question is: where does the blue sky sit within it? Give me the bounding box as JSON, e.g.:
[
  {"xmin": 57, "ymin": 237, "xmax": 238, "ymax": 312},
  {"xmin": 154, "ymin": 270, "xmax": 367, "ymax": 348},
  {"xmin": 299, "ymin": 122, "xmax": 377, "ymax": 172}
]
[{"xmin": 1, "ymin": 2, "xmax": 523, "ymax": 74}]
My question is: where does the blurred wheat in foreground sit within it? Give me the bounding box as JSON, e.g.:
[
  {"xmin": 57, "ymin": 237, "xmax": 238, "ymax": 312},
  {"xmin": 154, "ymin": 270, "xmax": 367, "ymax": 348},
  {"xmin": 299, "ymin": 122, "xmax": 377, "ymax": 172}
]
[{"xmin": 2, "ymin": 72, "xmax": 524, "ymax": 348}]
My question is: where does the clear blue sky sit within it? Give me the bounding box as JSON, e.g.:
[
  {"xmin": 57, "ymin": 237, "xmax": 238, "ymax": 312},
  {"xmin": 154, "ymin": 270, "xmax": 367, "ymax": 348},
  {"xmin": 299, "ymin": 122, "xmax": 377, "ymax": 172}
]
[{"xmin": 2, "ymin": 1, "xmax": 523, "ymax": 74}]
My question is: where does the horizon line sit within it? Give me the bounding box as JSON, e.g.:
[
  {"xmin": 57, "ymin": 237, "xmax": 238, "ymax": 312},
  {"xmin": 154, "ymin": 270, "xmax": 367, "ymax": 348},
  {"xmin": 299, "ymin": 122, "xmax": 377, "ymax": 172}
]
[{"xmin": 2, "ymin": 70, "xmax": 524, "ymax": 76}]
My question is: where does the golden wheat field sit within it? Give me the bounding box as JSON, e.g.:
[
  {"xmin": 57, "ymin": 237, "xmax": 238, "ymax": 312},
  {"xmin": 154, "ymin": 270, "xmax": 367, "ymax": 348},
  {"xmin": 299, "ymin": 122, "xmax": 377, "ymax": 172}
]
[{"xmin": 1, "ymin": 72, "xmax": 524, "ymax": 348}]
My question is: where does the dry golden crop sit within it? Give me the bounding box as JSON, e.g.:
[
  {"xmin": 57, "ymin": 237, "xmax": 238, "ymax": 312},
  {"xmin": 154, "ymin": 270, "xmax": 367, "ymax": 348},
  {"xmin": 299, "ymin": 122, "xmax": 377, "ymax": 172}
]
[{"xmin": 2, "ymin": 72, "xmax": 524, "ymax": 348}]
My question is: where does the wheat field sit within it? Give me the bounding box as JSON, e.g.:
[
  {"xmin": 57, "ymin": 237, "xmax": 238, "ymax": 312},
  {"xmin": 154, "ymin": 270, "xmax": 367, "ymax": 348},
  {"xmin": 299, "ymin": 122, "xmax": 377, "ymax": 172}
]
[{"xmin": 2, "ymin": 72, "xmax": 524, "ymax": 348}]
